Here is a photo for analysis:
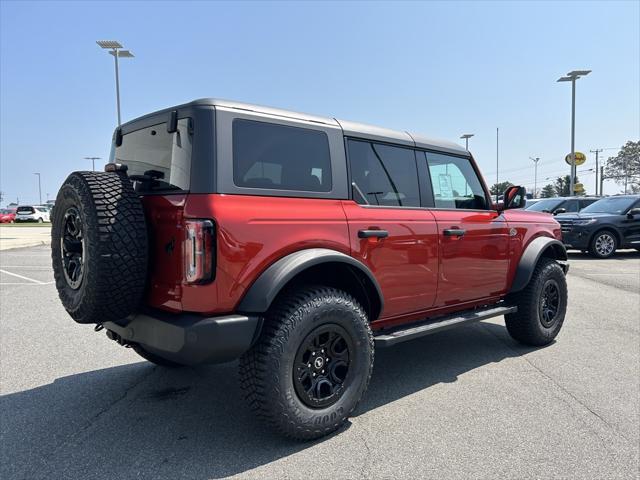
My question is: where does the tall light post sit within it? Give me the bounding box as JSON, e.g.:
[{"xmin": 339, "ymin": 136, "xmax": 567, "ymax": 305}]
[
  {"xmin": 557, "ymin": 70, "xmax": 591, "ymax": 196},
  {"xmin": 33, "ymin": 172, "xmax": 41, "ymax": 205},
  {"xmin": 84, "ymin": 156, "xmax": 101, "ymax": 171},
  {"xmin": 460, "ymin": 133, "xmax": 474, "ymax": 150},
  {"xmin": 529, "ymin": 157, "xmax": 540, "ymax": 198},
  {"xmin": 96, "ymin": 41, "xmax": 134, "ymax": 126}
]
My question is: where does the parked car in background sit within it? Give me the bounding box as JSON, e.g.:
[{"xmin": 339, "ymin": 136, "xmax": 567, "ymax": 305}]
[
  {"xmin": 14, "ymin": 205, "xmax": 50, "ymax": 223},
  {"xmin": 0, "ymin": 208, "xmax": 16, "ymax": 223},
  {"xmin": 526, "ymin": 196, "xmax": 600, "ymax": 215},
  {"xmin": 555, "ymin": 195, "xmax": 640, "ymax": 258},
  {"xmin": 525, "ymin": 198, "xmax": 541, "ymax": 209}
]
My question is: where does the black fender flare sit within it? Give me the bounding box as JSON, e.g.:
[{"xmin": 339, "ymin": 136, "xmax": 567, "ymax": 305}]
[
  {"xmin": 237, "ymin": 248, "xmax": 384, "ymax": 316},
  {"xmin": 510, "ymin": 237, "xmax": 568, "ymax": 293}
]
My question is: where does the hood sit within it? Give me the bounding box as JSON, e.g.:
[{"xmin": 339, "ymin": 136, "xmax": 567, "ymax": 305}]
[
  {"xmin": 554, "ymin": 212, "xmax": 616, "ymax": 221},
  {"xmin": 501, "ymin": 209, "xmax": 558, "ymax": 223}
]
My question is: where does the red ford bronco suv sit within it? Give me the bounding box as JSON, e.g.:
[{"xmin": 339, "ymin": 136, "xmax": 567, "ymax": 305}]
[{"xmin": 52, "ymin": 98, "xmax": 569, "ymax": 440}]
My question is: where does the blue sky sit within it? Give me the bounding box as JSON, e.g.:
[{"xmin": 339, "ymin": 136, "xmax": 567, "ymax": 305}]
[{"xmin": 1, "ymin": 0, "xmax": 638, "ymax": 205}]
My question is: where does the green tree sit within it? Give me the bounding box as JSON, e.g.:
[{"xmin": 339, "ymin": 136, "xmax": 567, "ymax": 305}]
[
  {"xmin": 540, "ymin": 184, "xmax": 556, "ymax": 198},
  {"xmin": 604, "ymin": 140, "xmax": 640, "ymax": 194},
  {"xmin": 490, "ymin": 181, "xmax": 514, "ymax": 195},
  {"xmin": 553, "ymin": 175, "xmax": 582, "ymax": 196}
]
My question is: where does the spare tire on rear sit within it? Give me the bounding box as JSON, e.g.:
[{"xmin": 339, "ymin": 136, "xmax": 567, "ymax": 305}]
[{"xmin": 51, "ymin": 171, "xmax": 148, "ymax": 324}]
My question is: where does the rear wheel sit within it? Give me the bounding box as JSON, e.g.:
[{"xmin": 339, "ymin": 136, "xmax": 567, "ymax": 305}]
[
  {"xmin": 589, "ymin": 230, "xmax": 617, "ymax": 258},
  {"xmin": 239, "ymin": 286, "xmax": 374, "ymax": 440},
  {"xmin": 505, "ymin": 257, "xmax": 568, "ymax": 346},
  {"xmin": 51, "ymin": 171, "xmax": 148, "ymax": 324}
]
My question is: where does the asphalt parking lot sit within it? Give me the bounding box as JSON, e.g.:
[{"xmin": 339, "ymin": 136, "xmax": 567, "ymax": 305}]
[{"xmin": 1, "ymin": 245, "xmax": 638, "ymax": 480}]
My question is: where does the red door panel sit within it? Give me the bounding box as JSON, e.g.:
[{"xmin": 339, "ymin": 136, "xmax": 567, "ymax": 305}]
[
  {"xmin": 341, "ymin": 201, "xmax": 439, "ymax": 319},
  {"xmin": 431, "ymin": 210, "xmax": 510, "ymax": 306}
]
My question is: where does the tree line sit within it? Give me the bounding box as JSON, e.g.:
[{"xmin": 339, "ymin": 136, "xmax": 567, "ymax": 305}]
[{"xmin": 490, "ymin": 140, "xmax": 639, "ymax": 197}]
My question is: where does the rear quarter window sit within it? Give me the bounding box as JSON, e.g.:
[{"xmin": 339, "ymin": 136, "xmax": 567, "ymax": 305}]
[
  {"xmin": 232, "ymin": 119, "xmax": 332, "ymax": 192},
  {"xmin": 111, "ymin": 119, "xmax": 192, "ymax": 192}
]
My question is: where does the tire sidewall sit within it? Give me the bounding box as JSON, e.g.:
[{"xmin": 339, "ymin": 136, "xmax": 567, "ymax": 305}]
[
  {"xmin": 529, "ymin": 261, "xmax": 568, "ymax": 341},
  {"xmin": 271, "ymin": 292, "xmax": 372, "ymax": 433},
  {"xmin": 51, "ymin": 179, "xmax": 97, "ymax": 320}
]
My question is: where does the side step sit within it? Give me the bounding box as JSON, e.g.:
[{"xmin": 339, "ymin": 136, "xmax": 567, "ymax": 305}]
[{"xmin": 374, "ymin": 305, "xmax": 517, "ymax": 347}]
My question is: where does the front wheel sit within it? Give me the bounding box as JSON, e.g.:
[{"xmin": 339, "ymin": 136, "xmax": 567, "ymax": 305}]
[
  {"xmin": 37, "ymin": 218, "xmax": 43, "ymax": 223},
  {"xmin": 590, "ymin": 230, "xmax": 617, "ymax": 258},
  {"xmin": 505, "ymin": 257, "xmax": 568, "ymax": 346},
  {"xmin": 239, "ymin": 286, "xmax": 374, "ymax": 440}
]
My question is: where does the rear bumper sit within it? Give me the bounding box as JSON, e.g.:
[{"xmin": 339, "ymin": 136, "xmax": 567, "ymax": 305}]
[{"xmin": 103, "ymin": 310, "xmax": 262, "ymax": 366}]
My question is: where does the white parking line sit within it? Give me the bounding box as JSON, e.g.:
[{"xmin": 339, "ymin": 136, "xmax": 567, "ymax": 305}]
[
  {"xmin": 0, "ymin": 282, "xmax": 54, "ymax": 286},
  {"xmin": 0, "ymin": 269, "xmax": 47, "ymax": 284},
  {"xmin": 0, "ymin": 266, "xmax": 51, "ymax": 269}
]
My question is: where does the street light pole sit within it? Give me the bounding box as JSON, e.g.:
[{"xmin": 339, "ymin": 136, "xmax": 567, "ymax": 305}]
[
  {"xmin": 557, "ymin": 70, "xmax": 591, "ymax": 197},
  {"xmin": 96, "ymin": 41, "xmax": 134, "ymax": 127},
  {"xmin": 460, "ymin": 133, "xmax": 474, "ymax": 150},
  {"xmin": 590, "ymin": 149, "xmax": 603, "ymax": 195},
  {"xmin": 84, "ymin": 156, "xmax": 101, "ymax": 171},
  {"xmin": 529, "ymin": 157, "xmax": 540, "ymax": 198},
  {"xmin": 33, "ymin": 173, "xmax": 41, "ymax": 205}
]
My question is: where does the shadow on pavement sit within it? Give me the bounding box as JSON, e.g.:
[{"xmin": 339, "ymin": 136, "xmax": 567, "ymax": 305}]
[{"xmin": 1, "ymin": 322, "xmax": 537, "ymax": 479}]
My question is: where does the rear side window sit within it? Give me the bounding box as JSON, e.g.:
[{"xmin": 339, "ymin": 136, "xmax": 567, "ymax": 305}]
[
  {"xmin": 579, "ymin": 199, "xmax": 597, "ymax": 210},
  {"xmin": 111, "ymin": 119, "xmax": 192, "ymax": 192},
  {"xmin": 562, "ymin": 199, "xmax": 579, "ymax": 212},
  {"xmin": 233, "ymin": 119, "xmax": 332, "ymax": 192},
  {"xmin": 348, "ymin": 140, "xmax": 420, "ymax": 207}
]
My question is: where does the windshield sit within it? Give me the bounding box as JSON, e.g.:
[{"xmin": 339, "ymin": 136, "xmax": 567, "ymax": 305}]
[
  {"xmin": 110, "ymin": 118, "xmax": 192, "ymax": 193},
  {"xmin": 526, "ymin": 198, "xmax": 562, "ymax": 212},
  {"xmin": 17, "ymin": 206, "xmax": 35, "ymax": 214},
  {"xmin": 581, "ymin": 197, "xmax": 638, "ymax": 214}
]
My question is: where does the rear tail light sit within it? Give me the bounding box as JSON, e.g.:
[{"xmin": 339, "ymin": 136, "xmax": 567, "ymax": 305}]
[{"xmin": 184, "ymin": 219, "xmax": 215, "ymax": 284}]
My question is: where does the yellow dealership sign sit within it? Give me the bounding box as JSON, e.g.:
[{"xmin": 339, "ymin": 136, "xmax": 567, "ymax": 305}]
[{"xmin": 565, "ymin": 152, "xmax": 586, "ymax": 166}]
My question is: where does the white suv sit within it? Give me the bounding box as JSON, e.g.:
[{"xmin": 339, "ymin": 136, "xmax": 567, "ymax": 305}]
[{"xmin": 15, "ymin": 205, "xmax": 50, "ymax": 223}]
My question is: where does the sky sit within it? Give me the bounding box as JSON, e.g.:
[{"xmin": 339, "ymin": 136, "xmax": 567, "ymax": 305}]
[{"xmin": 1, "ymin": 0, "xmax": 639, "ymax": 206}]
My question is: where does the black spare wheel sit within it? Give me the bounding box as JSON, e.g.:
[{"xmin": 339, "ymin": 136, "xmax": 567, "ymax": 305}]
[{"xmin": 51, "ymin": 171, "xmax": 148, "ymax": 324}]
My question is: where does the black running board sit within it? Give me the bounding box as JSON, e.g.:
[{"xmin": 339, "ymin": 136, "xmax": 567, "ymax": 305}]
[{"xmin": 374, "ymin": 305, "xmax": 517, "ymax": 347}]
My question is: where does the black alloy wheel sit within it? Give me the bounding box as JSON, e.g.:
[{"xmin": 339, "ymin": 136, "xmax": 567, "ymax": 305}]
[
  {"xmin": 293, "ymin": 324, "xmax": 352, "ymax": 409},
  {"xmin": 539, "ymin": 279, "xmax": 560, "ymax": 328},
  {"xmin": 61, "ymin": 207, "xmax": 85, "ymax": 290}
]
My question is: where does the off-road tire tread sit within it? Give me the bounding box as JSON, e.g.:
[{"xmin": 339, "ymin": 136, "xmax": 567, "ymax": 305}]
[
  {"xmin": 505, "ymin": 257, "xmax": 567, "ymax": 346},
  {"xmin": 239, "ymin": 286, "xmax": 374, "ymax": 440},
  {"xmin": 51, "ymin": 171, "xmax": 148, "ymax": 324}
]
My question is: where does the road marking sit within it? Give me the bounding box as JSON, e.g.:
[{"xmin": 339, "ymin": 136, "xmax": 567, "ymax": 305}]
[
  {"xmin": 582, "ymin": 273, "xmax": 638, "ymax": 276},
  {"xmin": 0, "ymin": 266, "xmax": 51, "ymax": 269},
  {"xmin": 0, "ymin": 282, "xmax": 54, "ymax": 286},
  {"xmin": 0, "ymin": 269, "xmax": 46, "ymax": 284}
]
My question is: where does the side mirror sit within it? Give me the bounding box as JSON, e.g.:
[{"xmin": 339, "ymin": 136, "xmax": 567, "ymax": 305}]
[
  {"xmin": 498, "ymin": 186, "xmax": 527, "ymax": 211},
  {"xmin": 626, "ymin": 208, "xmax": 640, "ymax": 219},
  {"xmin": 554, "ymin": 208, "xmax": 567, "ymax": 215}
]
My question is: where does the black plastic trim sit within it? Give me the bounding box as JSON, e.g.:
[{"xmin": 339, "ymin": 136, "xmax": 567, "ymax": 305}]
[
  {"xmin": 103, "ymin": 311, "xmax": 260, "ymax": 365},
  {"xmin": 375, "ymin": 304, "xmax": 517, "ymax": 347},
  {"xmin": 237, "ymin": 248, "xmax": 384, "ymax": 316},
  {"xmin": 510, "ymin": 237, "xmax": 568, "ymax": 293}
]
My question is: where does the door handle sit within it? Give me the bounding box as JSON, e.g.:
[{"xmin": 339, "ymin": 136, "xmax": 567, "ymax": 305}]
[
  {"xmin": 443, "ymin": 228, "xmax": 466, "ymax": 237},
  {"xmin": 358, "ymin": 229, "xmax": 389, "ymax": 239}
]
